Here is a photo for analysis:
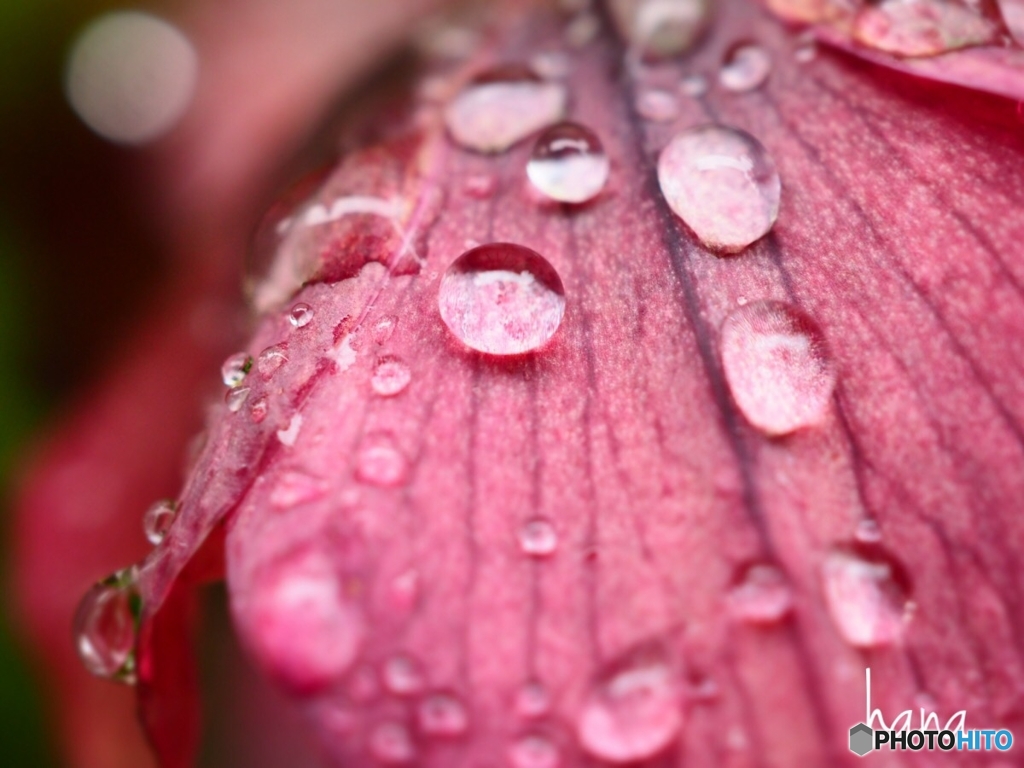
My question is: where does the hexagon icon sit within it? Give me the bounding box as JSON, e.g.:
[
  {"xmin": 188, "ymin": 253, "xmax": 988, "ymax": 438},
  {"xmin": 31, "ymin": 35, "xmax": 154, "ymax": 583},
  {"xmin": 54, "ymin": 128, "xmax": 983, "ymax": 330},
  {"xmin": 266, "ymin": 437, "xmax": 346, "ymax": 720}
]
[{"xmin": 849, "ymin": 723, "xmax": 873, "ymax": 757}]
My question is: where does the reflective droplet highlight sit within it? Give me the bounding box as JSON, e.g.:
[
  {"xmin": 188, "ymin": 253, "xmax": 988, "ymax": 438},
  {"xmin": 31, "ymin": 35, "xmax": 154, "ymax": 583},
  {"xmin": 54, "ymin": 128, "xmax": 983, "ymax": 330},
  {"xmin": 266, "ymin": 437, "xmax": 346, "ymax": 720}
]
[
  {"xmin": 680, "ymin": 72, "xmax": 708, "ymax": 96},
  {"xmin": 636, "ymin": 88, "xmax": 680, "ymax": 122},
  {"xmin": 445, "ymin": 65, "xmax": 567, "ymax": 153},
  {"xmin": 577, "ymin": 647, "xmax": 682, "ymax": 761},
  {"xmin": 371, "ymin": 358, "xmax": 412, "ymax": 397},
  {"xmin": 257, "ymin": 344, "xmax": 288, "ymax": 378},
  {"xmin": 658, "ymin": 124, "xmax": 781, "ymax": 253},
  {"xmin": 288, "ymin": 302, "xmax": 314, "ymax": 328},
  {"xmin": 613, "ymin": 0, "xmax": 713, "ymax": 59},
  {"xmin": 74, "ymin": 566, "xmax": 141, "ymax": 684},
  {"xmin": 356, "ymin": 434, "xmax": 408, "ymax": 487},
  {"xmin": 519, "ymin": 518, "xmax": 559, "ymax": 557},
  {"xmin": 822, "ymin": 548, "xmax": 911, "ymax": 648},
  {"xmin": 383, "ymin": 653, "xmax": 425, "ymax": 696},
  {"xmin": 719, "ymin": 42, "xmax": 772, "ymax": 92},
  {"xmin": 727, "ymin": 563, "xmax": 793, "ymax": 624},
  {"xmin": 855, "ymin": 519, "xmax": 883, "ymax": 544},
  {"xmin": 369, "ymin": 721, "xmax": 416, "ymax": 763},
  {"xmin": 527, "ymin": 122, "xmax": 609, "ymax": 204},
  {"xmin": 417, "ymin": 692, "xmax": 469, "ymax": 736},
  {"xmin": 438, "ymin": 243, "xmax": 566, "ymax": 356},
  {"xmin": 221, "ymin": 352, "xmax": 253, "ymax": 387},
  {"xmin": 143, "ymin": 499, "xmax": 178, "ymax": 545},
  {"xmin": 225, "ymin": 386, "xmax": 250, "ymax": 413},
  {"xmin": 509, "ymin": 734, "xmax": 561, "ymax": 768},
  {"xmin": 720, "ymin": 301, "xmax": 836, "ymax": 435}
]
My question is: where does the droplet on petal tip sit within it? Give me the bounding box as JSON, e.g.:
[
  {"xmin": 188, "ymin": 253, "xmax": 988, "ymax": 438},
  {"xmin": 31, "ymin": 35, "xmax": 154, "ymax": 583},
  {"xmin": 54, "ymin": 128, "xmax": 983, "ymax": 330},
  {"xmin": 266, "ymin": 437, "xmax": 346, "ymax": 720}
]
[
  {"xmin": 73, "ymin": 566, "xmax": 142, "ymax": 684},
  {"xmin": 142, "ymin": 499, "xmax": 178, "ymax": 546}
]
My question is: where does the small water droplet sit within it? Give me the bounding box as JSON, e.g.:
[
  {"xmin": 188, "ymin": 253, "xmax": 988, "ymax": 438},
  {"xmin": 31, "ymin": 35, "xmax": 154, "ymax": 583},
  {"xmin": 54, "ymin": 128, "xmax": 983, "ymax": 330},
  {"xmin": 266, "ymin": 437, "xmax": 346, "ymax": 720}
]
[
  {"xmin": 636, "ymin": 88, "xmax": 680, "ymax": 121},
  {"xmin": 679, "ymin": 72, "xmax": 708, "ymax": 96},
  {"xmin": 720, "ymin": 301, "xmax": 836, "ymax": 435},
  {"xmin": 855, "ymin": 519, "xmax": 883, "ymax": 544},
  {"xmin": 794, "ymin": 40, "xmax": 817, "ymax": 63},
  {"xmin": 369, "ymin": 721, "xmax": 416, "ymax": 764},
  {"xmin": 516, "ymin": 680, "xmax": 551, "ymax": 718},
  {"xmin": 371, "ymin": 358, "xmax": 412, "ymax": 397},
  {"xmin": 438, "ymin": 243, "xmax": 566, "ymax": 356},
  {"xmin": 519, "ymin": 518, "xmax": 559, "ymax": 557},
  {"xmin": 719, "ymin": 42, "xmax": 772, "ymax": 92},
  {"xmin": 249, "ymin": 396, "xmax": 268, "ymax": 423},
  {"xmin": 373, "ymin": 315, "xmax": 398, "ymax": 344},
  {"xmin": 658, "ymin": 125, "xmax": 780, "ymax": 253},
  {"xmin": 277, "ymin": 413, "xmax": 303, "ymax": 447},
  {"xmin": 530, "ymin": 51, "xmax": 571, "ymax": 79},
  {"xmin": 356, "ymin": 434, "xmax": 408, "ymax": 487},
  {"xmin": 617, "ymin": 0, "xmax": 713, "ymax": 59},
  {"xmin": 822, "ymin": 547, "xmax": 911, "ymax": 648},
  {"xmin": 445, "ymin": 65, "xmax": 567, "ymax": 153},
  {"xmin": 509, "ymin": 734, "xmax": 561, "ymax": 768},
  {"xmin": 852, "ymin": 0, "xmax": 1002, "ymax": 57},
  {"xmin": 226, "ymin": 386, "xmax": 250, "ymax": 413},
  {"xmin": 143, "ymin": 499, "xmax": 178, "ymax": 545},
  {"xmin": 74, "ymin": 566, "xmax": 141, "ymax": 684},
  {"xmin": 288, "ymin": 303, "xmax": 314, "ymax": 328},
  {"xmin": 221, "ymin": 352, "xmax": 253, "ymax": 387},
  {"xmin": 577, "ymin": 646, "xmax": 682, "ymax": 761},
  {"xmin": 418, "ymin": 692, "xmax": 469, "ymax": 736},
  {"xmin": 727, "ymin": 563, "xmax": 793, "ymax": 624},
  {"xmin": 257, "ymin": 344, "xmax": 288, "ymax": 378},
  {"xmin": 383, "ymin": 654, "xmax": 426, "ymax": 696},
  {"xmin": 527, "ymin": 122, "xmax": 609, "ymax": 204}
]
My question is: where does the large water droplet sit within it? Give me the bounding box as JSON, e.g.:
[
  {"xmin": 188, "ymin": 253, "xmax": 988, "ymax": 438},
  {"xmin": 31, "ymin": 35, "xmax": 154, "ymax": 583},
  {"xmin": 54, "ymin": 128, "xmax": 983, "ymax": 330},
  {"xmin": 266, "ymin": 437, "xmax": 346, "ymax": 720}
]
[
  {"xmin": 356, "ymin": 434, "xmax": 409, "ymax": 487},
  {"xmin": 288, "ymin": 302, "xmax": 314, "ymax": 328},
  {"xmin": 143, "ymin": 499, "xmax": 178, "ymax": 545},
  {"xmin": 369, "ymin": 721, "xmax": 416, "ymax": 764},
  {"xmin": 719, "ymin": 301, "xmax": 836, "ymax": 435},
  {"xmin": 636, "ymin": 88, "xmax": 680, "ymax": 122},
  {"xmin": 371, "ymin": 358, "xmax": 412, "ymax": 397},
  {"xmin": 727, "ymin": 563, "xmax": 793, "ymax": 624},
  {"xmin": 221, "ymin": 352, "xmax": 253, "ymax": 387},
  {"xmin": 519, "ymin": 518, "xmax": 559, "ymax": 557},
  {"xmin": 613, "ymin": 0, "xmax": 713, "ymax": 59},
  {"xmin": 526, "ymin": 122, "xmax": 610, "ymax": 204},
  {"xmin": 383, "ymin": 653, "xmax": 426, "ymax": 696},
  {"xmin": 418, "ymin": 692, "xmax": 469, "ymax": 736},
  {"xmin": 719, "ymin": 42, "xmax": 772, "ymax": 92},
  {"xmin": 438, "ymin": 243, "xmax": 566, "ymax": 356},
  {"xmin": 74, "ymin": 566, "xmax": 141, "ymax": 684},
  {"xmin": 445, "ymin": 65, "xmax": 567, "ymax": 153},
  {"xmin": 577, "ymin": 647, "xmax": 683, "ymax": 761},
  {"xmin": 257, "ymin": 344, "xmax": 288, "ymax": 379},
  {"xmin": 822, "ymin": 547, "xmax": 911, "ymax": 648},
  {"xmin": 658, "ymin": 124, "xmax": 780, "ymax": 253},
  {"xmin": 516, "ymin": 680, "xmax": 551, "ymax": 718},
  {"xmin": 853, "ymin": 0, "xmax": 1002, "ymax": 57},
  {"xmin": 509, "ymin": 734, "xmax": 561, "ymax": 768}
]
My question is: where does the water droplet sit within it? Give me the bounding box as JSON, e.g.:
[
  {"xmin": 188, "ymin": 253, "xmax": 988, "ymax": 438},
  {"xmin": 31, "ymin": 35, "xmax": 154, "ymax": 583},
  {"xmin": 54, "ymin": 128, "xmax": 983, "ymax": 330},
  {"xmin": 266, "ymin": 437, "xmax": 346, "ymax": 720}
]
[
  {"xmin": 445, "ymin": 65, "xmax": 567, "ymax": 153},
  {"xmin": 371, "ymin": 358, "xmax": 412, "ymax": 397},
  {"xmin": 855, "ymin": 519, "xmax": 883, "ymax": 544},
  {"xmin": 383, "ymin": 653, "xmax": 425, "ymax": 696},
  {"xmin": 257, "ymin": 344, "xmax": 288, "ymax": 379},
  {"xmin": 516, "ymin": 680, "xmax": 551, "ymax": 718},
  {"xmin": 373, "ymin": 315, "xmax": 398, "ymax": 344},
  {"xmin": 438, "ymin": 243, "xmax": 566, "ymax": 356},
  {"xmin": 679, "ymin": 72, "xmax": 708, "ymax": 96},
  {"xmin": 719, "ymin": 42, "xmax": 772, "ymax": 92},
  {"xmin": 509, "ymin": 734, "xmax": 561, "ymax": 768},
  {"xmin": 249, "ymin": 396, "xmax": 269, "ymax": 423},
  {"xmin": 356, "ymin": 434, "xmax": 408, "ymax": 487},
  {"xmin": 822, "ymin": 547, "xmax": 911, "ymax": 648},
  {"xmin": 577, "ymin": 647, "xmax": 682, "ymax": 762},
  {"xmin": 636, "ymin": 88, "xmax": 680, "ymax": 122},
  {"xmin": 288, "ymin": 303, "xmax": 314, "ymax": 328},
  {"xmin": 519, "ymin": 518, "xmax": 559, "ymax": 557},
  {"xmin": 225, "ymin": 386, "xmax": 250, "ymax": 413},
  {"xmin": 720, "ymin": 301, "xmax": 836, "ymax": 435},
  {"xmin": 727, "ymin": 563, "xmax": 793, "ymax": 624},
  {"xmin": 658, "ymin": 125, "xmax": 780, "ymax": 253},
  {"xmin": 277, "ymin": 413, "xmax": 303, "ymax": 447},
  {"xmin": 418, "ymin": 692, "xmax": 469, "ymax": 736},
  {"xmin": 530, "ymin": 51, "xmax": 571, "ymax": 79},
  {"xmin": 142, "ymin": 499, "xmax": 178, "ymax": 545},
  {"xmin": 221, "ymin": 352, "xmax": 253, "ymax": 387},
  {"xmin": 526, "ymin": 122, "xmax": 609, "ymax": 204},
  {"xmin": 74, "ymin": 566, "xmax": 141, "ymax": 684},
  {"xmin": 794, "ymin": 40, "xmax": 817, "ymax": 63},
  {"xmin": 853, "ymin": 0, "xmax": 1002, "ymax": 57},
  {"xmin": 614, "ymin": 0, "xmax": 713, "ymax": 59},
  {"xmin": 369, "ymin": 721, "xmax": 416, "ymax": 763}
]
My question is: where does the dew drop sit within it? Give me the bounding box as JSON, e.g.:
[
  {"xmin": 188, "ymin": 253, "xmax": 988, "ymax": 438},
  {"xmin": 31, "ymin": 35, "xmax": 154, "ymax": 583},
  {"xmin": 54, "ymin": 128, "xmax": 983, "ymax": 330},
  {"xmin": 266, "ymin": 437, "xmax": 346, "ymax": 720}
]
[
  {"xmin": 221, "ymin": 352, "xmax": 253, "ymax": 387},
  {"xmin": 516, "ymin": 680, "xmax": 551, "ymax": 718},
  {"xmin": 383, "ymin": 653, "xmax": 426, "ymax": 696},
  {"xmin": 249, "ymin": 396, "xmax": 269, "ymax": 424},
  {"xmin": 143, "ymin": 499, "xmax": 178, "ymax": 545},
  {"xmin": 853, "ymin": 0, "xmax": 1002, "ymax": 57},
  {"xmin": 509, "ymin": 734, "xmax": 561, "ymax": 768},
  {"xmin": 727, "ymin": 563, "xmax": 793, "ymax": 624},
  {"xmin": 257, "ymin": 344, "xmax": 288, "ymax": 379},
  {"xmin": 225, "ymin": 386, "xmax": 250, "ymax": 413},
  {"xmin": 74, "ymin": 566, "xmax": 141, "ymax": 684},
  {"xmin": 288, "ymin": 303, "xmax": 314, "ymax": 328},
  {"xmin": 373, "ymin": 315, "xmax": 398, "ymax": 344},
  {"xmin": 719, "ymin": 42, "xmax": 772, "ymax": 92},
  {"xmin": 615, "ymin": 0, "xmax": 713, "ymax": 59},
  {"xmin": 445, "ymin": 65, "xmax": 567, "ymax": 153},
  {"xmin": 369, "ymin": 721, "xmax": 416, "ymax": 764},
  {"xmin": 822, "ymin": 548, "xmax": 911, "ymax": 648},
  {"xmin": 679, "ymin": 72, "xmax": 708, "ymax": 96},
  {"xmin": 438, "ymin": 243, "xmax": 566, "ymax": 356},
  {"xmin": 577, "ymin": 647, "xmax": 682, "ymax": 762},
  {"xmin": 519, "ymin": 518, "xmax": 559, "ymax": 557},
  {"xmin": 658, "ymin": 125, "xmax": 780, "ymax": 253},
  {"xmin": 418, "ymin": 692, "xmax": 469, "ymax": 736},
  {"xmin": 526, "ymin": 122, "xmax": 609, "ymax": 204},
  {"xmin": 720, "ymin": 301, "xmax": 836, "ymax": 435},
  {"xmin": 371, "ymin": 358, "xmax": 412, "ymax": 397},
  {"xmin": 356, "ymin": 434, "xmax": 409, "ymax": 487},
  {"xmin": 636, "ymin": 88, "xmax": 680, "ymax": 122}
]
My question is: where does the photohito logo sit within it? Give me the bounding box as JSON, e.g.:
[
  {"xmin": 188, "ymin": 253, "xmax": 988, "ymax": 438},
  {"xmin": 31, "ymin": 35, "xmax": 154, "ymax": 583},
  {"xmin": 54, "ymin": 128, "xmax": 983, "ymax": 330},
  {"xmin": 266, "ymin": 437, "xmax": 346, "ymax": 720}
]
[{"xmin": 849, "ymin": 668, "xmax": 1013, "ymax": 757}]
